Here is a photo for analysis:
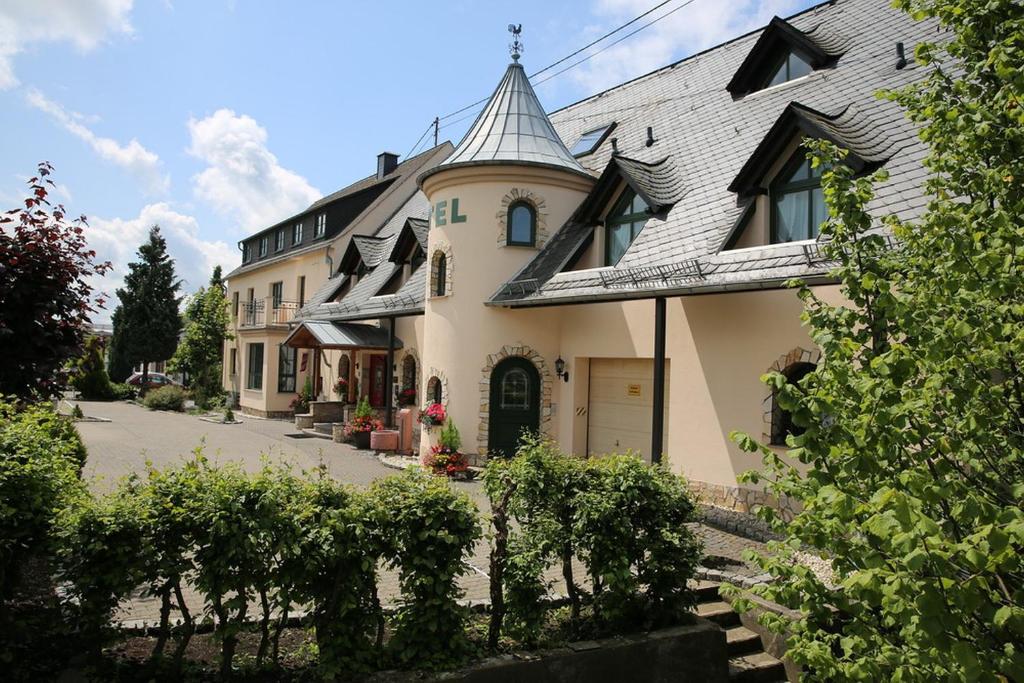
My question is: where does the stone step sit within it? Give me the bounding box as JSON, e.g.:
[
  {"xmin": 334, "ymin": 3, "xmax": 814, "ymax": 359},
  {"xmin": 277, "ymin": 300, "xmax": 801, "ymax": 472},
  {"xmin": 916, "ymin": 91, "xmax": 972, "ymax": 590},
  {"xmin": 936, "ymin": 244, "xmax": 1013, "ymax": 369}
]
[
  {"xmin": 728, "ymin": 652, "xmax": 787, "ymax": 683},
  {"xmin": 691, "ymin": 579, "xmax": 721, "ymax": 602},
  {"xmin": 726, "ymin": 626, "xmax": 763, "ymax": 657},
  {"xmin": 294, "ymin": 413, "xmax": 314, "ymax": 430},
  {"xmin": 312, "ymin": 421, "xmax": 334, "ymax": 435},
  {"xmin": 695, "ymin": 600, "xmax": 740, "ymax": 628},
  {"xmin": 301, "ymin": 428, "xmax": 333, "ymax": 440}
]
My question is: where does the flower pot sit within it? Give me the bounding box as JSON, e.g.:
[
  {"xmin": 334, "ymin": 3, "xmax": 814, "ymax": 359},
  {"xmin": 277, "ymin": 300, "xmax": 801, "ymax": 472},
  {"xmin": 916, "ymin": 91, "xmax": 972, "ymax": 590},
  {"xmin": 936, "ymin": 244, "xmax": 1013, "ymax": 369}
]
[{"xmin": 353, "ymin": 431, "xmax": 371, "ymax": 450}]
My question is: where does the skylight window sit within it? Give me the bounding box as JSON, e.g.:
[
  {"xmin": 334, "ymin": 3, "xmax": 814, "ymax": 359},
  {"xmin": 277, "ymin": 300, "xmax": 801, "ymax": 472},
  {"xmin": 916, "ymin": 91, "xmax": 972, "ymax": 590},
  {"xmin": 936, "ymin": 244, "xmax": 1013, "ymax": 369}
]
[
  {"xmin": 571, "ymin": 123, "xmax": 616, "ymax": 157},
  {"xmin": 765, "ymin": 50, "xmax": 813, "ymax": 88}
]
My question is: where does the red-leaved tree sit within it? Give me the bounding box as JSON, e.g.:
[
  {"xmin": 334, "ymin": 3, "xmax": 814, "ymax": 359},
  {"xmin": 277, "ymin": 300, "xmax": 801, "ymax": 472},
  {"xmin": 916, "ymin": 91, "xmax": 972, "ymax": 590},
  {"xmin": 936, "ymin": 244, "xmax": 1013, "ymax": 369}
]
[{"xmin": 0, "ymin": 162, "xmax": 111, "ymax": 399}]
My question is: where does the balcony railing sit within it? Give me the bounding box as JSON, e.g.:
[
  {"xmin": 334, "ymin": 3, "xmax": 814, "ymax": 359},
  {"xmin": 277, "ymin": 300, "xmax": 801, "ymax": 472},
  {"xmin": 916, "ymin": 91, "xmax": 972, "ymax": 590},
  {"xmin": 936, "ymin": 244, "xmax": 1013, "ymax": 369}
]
[{"xmin": 238, "ymin": 298, "xmax": 300, "ymax": 328}]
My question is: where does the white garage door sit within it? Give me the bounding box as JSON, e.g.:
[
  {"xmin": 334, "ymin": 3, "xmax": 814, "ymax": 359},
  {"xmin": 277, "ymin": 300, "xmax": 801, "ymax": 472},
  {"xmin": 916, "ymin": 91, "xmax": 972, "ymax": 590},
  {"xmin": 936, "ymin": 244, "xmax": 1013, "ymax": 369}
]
[{"xmin": 587, "ymin": 358, "xmax": 670, "ymax": 463}]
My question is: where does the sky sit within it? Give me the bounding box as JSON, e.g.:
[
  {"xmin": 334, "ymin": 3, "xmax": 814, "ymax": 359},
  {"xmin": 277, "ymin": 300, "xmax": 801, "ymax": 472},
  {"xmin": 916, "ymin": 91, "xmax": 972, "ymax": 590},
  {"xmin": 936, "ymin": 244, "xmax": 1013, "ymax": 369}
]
[{"xmin": 0, "ymin": 0, "xmax": 817, "ymax": 322}]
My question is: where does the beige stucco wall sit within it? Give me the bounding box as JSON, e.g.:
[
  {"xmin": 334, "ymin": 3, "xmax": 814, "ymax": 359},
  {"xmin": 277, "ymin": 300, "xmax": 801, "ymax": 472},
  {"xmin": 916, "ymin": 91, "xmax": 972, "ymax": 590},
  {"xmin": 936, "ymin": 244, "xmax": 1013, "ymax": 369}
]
[
  {"xmin": 223, "ymin": 248, "xmax": 332, "ymax": 415},
  {"xmin": 419, "ymin": 164, "xmax": 593, "ymax": 455}
]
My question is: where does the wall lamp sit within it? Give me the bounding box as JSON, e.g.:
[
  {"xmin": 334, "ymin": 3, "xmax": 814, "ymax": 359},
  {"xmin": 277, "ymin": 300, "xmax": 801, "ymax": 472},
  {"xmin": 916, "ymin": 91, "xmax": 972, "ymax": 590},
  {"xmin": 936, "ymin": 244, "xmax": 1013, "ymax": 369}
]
[{"xmin": 554, "ymin": 356, "xmax": 569, "ymax": 383}]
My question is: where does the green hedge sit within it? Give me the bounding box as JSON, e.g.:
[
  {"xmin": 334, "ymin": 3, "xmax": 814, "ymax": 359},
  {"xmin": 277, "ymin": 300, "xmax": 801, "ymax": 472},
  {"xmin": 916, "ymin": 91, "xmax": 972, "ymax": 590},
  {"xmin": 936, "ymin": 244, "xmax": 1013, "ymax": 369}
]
[
  {"xmin": 0, "ymin": 401, "xmax": 86, "ymax": 603},
  {"xmin": 51, "ymin": 437, "xmax": 700, "ymax": 678}
]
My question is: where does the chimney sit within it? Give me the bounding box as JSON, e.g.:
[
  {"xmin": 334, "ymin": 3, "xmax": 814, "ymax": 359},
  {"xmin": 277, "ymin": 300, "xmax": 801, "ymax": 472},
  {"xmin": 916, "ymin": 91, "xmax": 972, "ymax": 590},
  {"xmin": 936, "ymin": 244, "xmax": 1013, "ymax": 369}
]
[{"xmin": 377, "ymin": 152, "xmax": 399, "ymax": 179}]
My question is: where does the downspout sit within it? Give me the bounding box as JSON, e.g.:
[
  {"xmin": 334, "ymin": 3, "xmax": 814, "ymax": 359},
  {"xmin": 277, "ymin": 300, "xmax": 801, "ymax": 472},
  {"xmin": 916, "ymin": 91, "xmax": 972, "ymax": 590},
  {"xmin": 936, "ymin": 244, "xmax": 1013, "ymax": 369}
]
[
  {"xmin": 651, "ymin": 297, "xmax": 666, "ymax": 465},
  {"xmin": 385, "ymin": 317, "xmax": 396, "ymax": 427}
]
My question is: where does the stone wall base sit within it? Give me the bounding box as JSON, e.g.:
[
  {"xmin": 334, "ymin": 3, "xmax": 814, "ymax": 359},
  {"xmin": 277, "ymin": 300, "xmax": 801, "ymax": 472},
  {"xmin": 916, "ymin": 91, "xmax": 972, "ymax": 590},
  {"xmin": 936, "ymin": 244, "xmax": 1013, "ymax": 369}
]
[
  {"xmin": 239, "ymin": 406, "xmax": 293, "ymax": 420},
  {"xmin": 688, "ymin": 480, "xmax": 799, "ymax": 522}
]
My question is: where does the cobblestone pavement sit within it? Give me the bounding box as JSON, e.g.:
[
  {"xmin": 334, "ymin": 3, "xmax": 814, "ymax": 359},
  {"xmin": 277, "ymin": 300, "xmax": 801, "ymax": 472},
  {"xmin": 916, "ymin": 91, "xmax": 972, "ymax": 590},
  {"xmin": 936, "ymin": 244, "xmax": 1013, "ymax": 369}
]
[{"xmin": 72, "ymin": 400, "xmax": 766, "ymax": 625}]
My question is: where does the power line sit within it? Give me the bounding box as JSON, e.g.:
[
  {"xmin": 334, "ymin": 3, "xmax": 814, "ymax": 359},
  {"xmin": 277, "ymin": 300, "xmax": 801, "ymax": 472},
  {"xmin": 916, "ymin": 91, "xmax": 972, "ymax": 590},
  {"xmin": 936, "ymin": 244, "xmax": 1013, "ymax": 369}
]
[{"xmin": 431, "ymin": 0, "xmax": 696, "ymax": 129}]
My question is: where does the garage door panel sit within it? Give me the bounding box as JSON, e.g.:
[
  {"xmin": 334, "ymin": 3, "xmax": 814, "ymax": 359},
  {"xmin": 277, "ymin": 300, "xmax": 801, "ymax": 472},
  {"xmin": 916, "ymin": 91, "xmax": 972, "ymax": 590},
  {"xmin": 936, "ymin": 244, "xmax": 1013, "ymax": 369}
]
[{"xmin": 587, "ymin": 358, "xmax": 669, "ymax": 463}]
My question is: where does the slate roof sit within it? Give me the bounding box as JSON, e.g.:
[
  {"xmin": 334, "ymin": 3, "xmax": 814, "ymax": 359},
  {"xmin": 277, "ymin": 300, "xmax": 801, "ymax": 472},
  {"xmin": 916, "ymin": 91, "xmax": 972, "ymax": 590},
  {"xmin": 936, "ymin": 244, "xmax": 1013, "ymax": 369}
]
[
  {"xmin": 296, "ymin": 191, "xmax": 432, "ymax": 322},
  {"xmin": 420, "ymin": 62, "xmax": 590, "ymax": 184},
  {"xmin": 226, "ymin": 143, "xmax": 450, "ymax": 279},
  {"xmin": 490, "ymin": 0, "xmax": 935, "ymax": 307},
  {"xmin": 283, "ymin": 320, "xmax": 402, "ymax": 350}
]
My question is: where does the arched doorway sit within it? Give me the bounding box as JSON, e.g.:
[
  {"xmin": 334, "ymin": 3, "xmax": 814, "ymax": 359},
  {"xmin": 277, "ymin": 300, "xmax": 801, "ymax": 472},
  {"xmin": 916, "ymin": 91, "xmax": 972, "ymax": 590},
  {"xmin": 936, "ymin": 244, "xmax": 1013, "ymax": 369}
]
[{"xmin": 488, "ymin": 356, "xmax": 540, "ymax": 457}]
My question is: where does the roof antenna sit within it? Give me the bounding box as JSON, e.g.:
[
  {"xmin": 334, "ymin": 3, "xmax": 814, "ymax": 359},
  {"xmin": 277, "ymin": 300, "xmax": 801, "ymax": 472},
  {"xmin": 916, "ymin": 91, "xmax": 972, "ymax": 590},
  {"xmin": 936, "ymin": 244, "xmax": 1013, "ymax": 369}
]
[
  {"xmin": 895, "ymin": 42, "xmax": 907, "ymax": 70},
  {"xmin": 508, "ymin": 24, "xmax": 523, "ymax": 63},
  {"xmin": 646, "ymin": 126, "xmax": 656, "ymax": 147}
]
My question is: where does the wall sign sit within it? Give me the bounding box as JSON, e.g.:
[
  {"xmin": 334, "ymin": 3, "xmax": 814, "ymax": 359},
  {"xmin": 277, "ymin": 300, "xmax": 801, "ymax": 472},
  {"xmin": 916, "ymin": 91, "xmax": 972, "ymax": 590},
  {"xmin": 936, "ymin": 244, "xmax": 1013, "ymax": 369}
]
[
  {"xmin": 627, "ymin": 383, "xmax": 642, "ymax": 397},
  {"xmin": 432, "ymin": 198, "xmax": 468, "ymax": 226}
]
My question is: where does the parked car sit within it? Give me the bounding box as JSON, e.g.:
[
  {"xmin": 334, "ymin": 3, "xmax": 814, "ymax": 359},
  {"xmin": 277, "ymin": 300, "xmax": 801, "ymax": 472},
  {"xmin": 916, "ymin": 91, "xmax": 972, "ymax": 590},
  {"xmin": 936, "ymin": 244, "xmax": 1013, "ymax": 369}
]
[{"xmin": 126, "ymin": 372, "xmax": 181, "ymax": 390}]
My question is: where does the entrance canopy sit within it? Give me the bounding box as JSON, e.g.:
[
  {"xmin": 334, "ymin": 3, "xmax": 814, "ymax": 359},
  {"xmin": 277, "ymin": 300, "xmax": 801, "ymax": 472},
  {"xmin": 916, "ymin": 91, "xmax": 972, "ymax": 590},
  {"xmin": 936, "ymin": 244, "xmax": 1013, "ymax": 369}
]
[{"xmin": 284, "ymin": 320, "xmax": 403, "ymax": 350}]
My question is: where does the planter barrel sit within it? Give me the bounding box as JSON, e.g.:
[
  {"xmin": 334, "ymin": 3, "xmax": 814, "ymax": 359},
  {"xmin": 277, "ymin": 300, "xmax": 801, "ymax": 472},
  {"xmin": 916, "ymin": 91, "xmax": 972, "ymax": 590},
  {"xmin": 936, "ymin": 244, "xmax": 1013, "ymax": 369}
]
[
  {"xmin": 353, "ymin": 431, "xmax": 371, "ymax": 450},
  {"xmin": 370, "ymin": 429, "xmax": 399, "ymax": 452}
]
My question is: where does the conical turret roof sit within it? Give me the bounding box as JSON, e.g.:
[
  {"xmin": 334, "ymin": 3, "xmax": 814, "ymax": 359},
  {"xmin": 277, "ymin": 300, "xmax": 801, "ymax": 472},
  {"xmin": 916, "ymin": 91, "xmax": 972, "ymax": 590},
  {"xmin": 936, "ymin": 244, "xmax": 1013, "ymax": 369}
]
[{"xmin": 421, "ymin": 62, "xmax": 592, "ymax": 183}]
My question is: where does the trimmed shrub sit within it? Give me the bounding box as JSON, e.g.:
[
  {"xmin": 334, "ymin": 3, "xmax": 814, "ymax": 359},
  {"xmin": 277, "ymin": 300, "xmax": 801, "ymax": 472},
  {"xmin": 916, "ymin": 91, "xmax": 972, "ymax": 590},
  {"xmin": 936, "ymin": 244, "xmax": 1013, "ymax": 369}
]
[
  {"xmin": 109, "ymin": 383, "xmax": 136, "ymax": 401},
  {"xmin": 142, "ymin": 385, "xmax": 186, "ymax": 412},
  {"xmin": 371, "ymin": 468, "xmax": 481, "ymax": 669},
  {"xmin": 70, "ymin": 336, "xmax": 114, "ymax": 400},
  {"xmin": 0, "ymin": 401, "xmax": 85, "ymax": 603}
]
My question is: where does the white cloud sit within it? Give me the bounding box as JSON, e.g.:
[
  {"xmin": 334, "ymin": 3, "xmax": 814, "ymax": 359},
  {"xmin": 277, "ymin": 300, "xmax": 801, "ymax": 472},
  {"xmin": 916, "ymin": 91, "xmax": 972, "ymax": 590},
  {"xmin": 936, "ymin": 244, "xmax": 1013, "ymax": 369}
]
[
  {"xmin": 26, "ymin": 88, "xmax": 169, "ymax": 193},
  {"xmin": 0, "ymin": 0, "xmax": 134, "ymax": 90},
  {"xmin": 565, "ymin": 0, "xmax": 805, "ymax": 94},
  {"xmin": 87, "ymin": 202, "xmax": 238, "ymax": 322},
  {"xmin": 187, "ymin": 109, "xmax": 320, "ymax": 234}
]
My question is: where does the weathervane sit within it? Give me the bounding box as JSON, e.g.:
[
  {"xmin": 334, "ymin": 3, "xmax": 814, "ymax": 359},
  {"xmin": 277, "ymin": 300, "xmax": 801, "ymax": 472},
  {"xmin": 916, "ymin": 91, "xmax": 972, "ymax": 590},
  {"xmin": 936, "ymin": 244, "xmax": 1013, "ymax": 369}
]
[{"xmin": 508, "ymin": 24, "xmax": 523, "ymax": 62}]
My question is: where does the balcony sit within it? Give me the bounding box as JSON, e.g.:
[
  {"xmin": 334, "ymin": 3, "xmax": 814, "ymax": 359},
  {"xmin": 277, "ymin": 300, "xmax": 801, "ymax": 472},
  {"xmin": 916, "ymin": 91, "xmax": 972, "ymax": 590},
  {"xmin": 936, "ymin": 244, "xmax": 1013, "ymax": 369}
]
[{"xmin": 238, "ymin": 298, "xmax": 300, "ymax": 329}]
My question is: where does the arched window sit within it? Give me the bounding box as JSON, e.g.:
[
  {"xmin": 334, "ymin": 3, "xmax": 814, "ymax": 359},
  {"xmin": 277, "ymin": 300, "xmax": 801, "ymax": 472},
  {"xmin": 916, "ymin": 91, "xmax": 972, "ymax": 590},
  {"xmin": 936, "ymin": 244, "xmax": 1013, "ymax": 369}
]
[
  {"xmin": 771, "ymin": 152, "xmax": 827, "ymax": 244},
  {"xmin": 426, "ymin": 376, "xmax": 443, "ymax": 405},
  {"xmin": 500, "ymin": 367, "xmax": 531, "ymax": 410},
  {"xmin": 432, "ymin": 251, "xmax": 448, "ymax": 297},
  {"xmin": 770, "ymin": 361, "xmax": 816, "ymax": 445},
  {"xmin": 507, "ymin": 201, "xmax": 536, "ymax": 247},
  {"xmin": 402, "ymin": 355, "xmax": 417, "ymax": 391},
  {"xmin": 605, "ymin": 188, "xmax": 649, "ymax": 266}
]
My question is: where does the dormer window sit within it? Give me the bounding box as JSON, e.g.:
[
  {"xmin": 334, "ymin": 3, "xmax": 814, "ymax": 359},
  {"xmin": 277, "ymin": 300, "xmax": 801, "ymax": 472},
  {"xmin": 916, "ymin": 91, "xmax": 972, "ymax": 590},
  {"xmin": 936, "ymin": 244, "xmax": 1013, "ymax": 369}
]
[
  {"xmin": 292, "ymin": 222, "xmax": 303, "ymax": 245},
  {"xmin": 605, "ymin": 188, "xmax": 649, "ymax": 266},
  {"xmin": 275, "ymin": 229, "xmax": 286, "ymax": 252},
  {"xmin": 507, "ymin": 201, "xmax": 536, "ymax": 246},
  {"xmin": 571, "ymin": 123, "xmax": 616, "ymax": 157},
  {"xmin": 314, "ymin": 212, "xmax": 326, "ymax": 238},
  {"xmin": 765, "ymin": 50, "xmax": 813, "ymax": 89},
  {"xmin": 258, "ymin": 236, "xmax": 268, "ymax": 258},
  {"xmin": 771, "ymin": 151, "xmax": 826, "ymax": 243},
  {"xmin": 242, "ymin": 243, "xmax": 251, "ymax": 262},
  {"xmin": 726, "ymin": 17, "xmax": 843, "ymax": 97}
]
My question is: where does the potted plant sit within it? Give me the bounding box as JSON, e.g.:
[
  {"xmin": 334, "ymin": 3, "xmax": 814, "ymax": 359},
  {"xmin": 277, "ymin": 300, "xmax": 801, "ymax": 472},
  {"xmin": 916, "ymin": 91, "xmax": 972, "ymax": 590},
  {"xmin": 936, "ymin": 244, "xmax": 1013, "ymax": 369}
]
[
  {"xmin": 290, "ymin": 377, "xmax": 314, "ymax": 414},
  {"xmin": 344, "ymin": 397, "xmax": 383, "ymax": 450},
  {"xmin": 419, "ymin": 402, "xmax": 446, "ymax": 427},
  {"xmin": 397, "ymin": 387, "xmax": 416, "ymax": 406},
  {"xmin": 428, "ymin": 420, "xmax": 471, "ymax": 480},
  {"xmin": 333, "ymin": 377, "xmax": 349, "ymax": 402}
]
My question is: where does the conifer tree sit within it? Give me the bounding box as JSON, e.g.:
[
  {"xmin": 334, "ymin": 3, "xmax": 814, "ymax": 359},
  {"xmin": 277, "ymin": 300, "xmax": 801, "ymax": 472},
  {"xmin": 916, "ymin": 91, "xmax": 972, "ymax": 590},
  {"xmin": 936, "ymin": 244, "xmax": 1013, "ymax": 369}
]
[{"xmin": 109, "ymin": 227, "xmax": 182, "ymax": 388}]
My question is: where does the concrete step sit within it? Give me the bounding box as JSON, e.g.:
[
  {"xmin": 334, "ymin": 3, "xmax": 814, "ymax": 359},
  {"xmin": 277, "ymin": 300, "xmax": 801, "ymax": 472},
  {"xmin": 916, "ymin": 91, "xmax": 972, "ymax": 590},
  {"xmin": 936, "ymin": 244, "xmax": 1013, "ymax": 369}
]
[
  {"xmin": 728, "ymin": 652, "xmax": 786, "ymax": 683},
  {"xmin": 301, "ymin": 428, "xmax": 333, "ymax": 440},
  {"xmin": 726, "ymin": 626, "xmax": 763, "ymax": 657},
  {"xmin": 695, "ymin": 600, "xmax": 740, "ymax": 628}
]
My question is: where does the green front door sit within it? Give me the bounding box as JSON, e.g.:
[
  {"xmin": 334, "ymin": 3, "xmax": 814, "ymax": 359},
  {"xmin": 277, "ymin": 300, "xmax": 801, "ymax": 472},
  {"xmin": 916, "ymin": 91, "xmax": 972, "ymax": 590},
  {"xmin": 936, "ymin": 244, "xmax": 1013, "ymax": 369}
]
[{"xmin": 488, "ymin": 357, "xmax": 540, "ymax": 457}]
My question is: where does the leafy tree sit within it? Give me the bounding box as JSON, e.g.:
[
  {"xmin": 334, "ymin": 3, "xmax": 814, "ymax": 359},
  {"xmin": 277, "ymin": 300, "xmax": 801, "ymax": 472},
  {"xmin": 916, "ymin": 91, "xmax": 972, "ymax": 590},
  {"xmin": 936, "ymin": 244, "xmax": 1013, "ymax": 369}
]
[
  {"xmin": 168, "ymin": 266, "xmax": 231, "ymax": 407},
  {"xmin": 109, "ymin": 227, "xmax": 181, "ymax": 388},
  {"xmin": 0, "ymin": 163, "xmax": 110, "ymax": 399},
  {"xmin": 728, "ymin": 0, "xmax": 1024, "ymax": 680}
]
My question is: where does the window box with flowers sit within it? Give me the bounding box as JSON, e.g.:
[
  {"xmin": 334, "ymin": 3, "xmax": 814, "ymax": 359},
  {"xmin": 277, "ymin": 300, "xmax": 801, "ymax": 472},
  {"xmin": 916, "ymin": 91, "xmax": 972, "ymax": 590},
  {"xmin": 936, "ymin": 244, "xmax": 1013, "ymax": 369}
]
[
  {"xmin": 419, "ymin": 402, "xmax": 446, "ymax": 428},
  {"xmin": 427, "ymin": 420, "xmax": 472, "ymax": 480},
  {"xmin": 397, "ymin": 387, "xmax": 417, "ymax": 406},
  {"xmin": 344, "ymin": 397, "xmax": 383, "ymax": 450}
]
